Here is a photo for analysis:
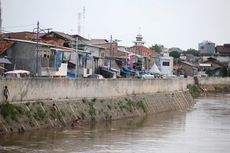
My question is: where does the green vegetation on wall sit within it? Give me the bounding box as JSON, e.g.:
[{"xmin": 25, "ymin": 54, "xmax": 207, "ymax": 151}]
[
  {"xmin": 187, "ymin": 84, "xmax": 201, "ymax": 97},
  {"xmin": 136, "ymin": 100, "xmax": 147, "ymax": 113},
  {"xmin": 33, "ymin": 107, "xmax": 47, "ymax": 121},
  {"xmin": 0, "ymin": 103, "xmax": 24, "ymax": 123}
]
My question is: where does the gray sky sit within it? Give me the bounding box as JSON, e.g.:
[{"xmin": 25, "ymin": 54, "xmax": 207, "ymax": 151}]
[{"xmin": 2, "ymin": 0, "xmax": 230, "ymax": 50}]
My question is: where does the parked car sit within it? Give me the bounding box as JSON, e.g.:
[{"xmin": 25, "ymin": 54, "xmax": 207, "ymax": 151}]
[
  {"xmin": 4, "ymin": 70, "xmax": 30, "ymax": 78},
  {"xmin": 87, "ymin": 74, "xmax": 104, "ymax": 79},
  {"xmin": 162, "ymin": 74, "xmax": 176, "ymax": 79},
  {"xmin": 141, "ymin": 73, "xmax": 155, "ymax": 79},
  {"xmin": 136, "ymin": 71, "xmax": 155, "ymax": 79}
]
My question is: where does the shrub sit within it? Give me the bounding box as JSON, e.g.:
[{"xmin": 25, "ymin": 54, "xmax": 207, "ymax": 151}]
[{"xmin": 136, "ymin": 100, "xmax": 147, "ymax": 113}]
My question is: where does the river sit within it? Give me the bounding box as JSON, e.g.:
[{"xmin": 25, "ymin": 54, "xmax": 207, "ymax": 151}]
[{"xmin": 0, "ymin": 94, "xmax": 230, "ymax": 153}]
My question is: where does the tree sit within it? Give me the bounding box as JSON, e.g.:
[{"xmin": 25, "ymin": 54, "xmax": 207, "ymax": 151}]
[
  {"xmin": 220, "ymin": 66, "xmax": 228, "ymax": 77},
  {"xmin": 186, "ymin": 48, "xmax": 199, "ymax": 56},
  {"xmin": 149, "ymin": 44, "xmax": 164, "ymax": 53},
  {"xmin": 169, "ymin": 51, "xmax": 181, "ymax": 59},
  {"xmin": 206, "ymin": 68, "xmax": 214, "ymax": 77}
]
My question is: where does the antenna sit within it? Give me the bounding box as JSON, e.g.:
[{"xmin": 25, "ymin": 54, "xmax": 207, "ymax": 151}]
[
  {"xmin": 77, "ymin": 12, "xmax": 82, "ymax": 35},
  {"xmin": 82, "ymin": 6, "xmax": 86, "ymax": 37},
  {"xmin": 138, "ymin": 27, "xmax": 141, "ymax": 34},
  {"xmin": 0, "ymin": 0, "xmax": 2, "ymax": 33}
]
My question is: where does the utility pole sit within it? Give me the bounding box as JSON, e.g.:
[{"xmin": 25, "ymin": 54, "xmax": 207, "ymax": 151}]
[
  {"xmin": 109, "ymin": 35, "xmax": 112, "ymax": 70},
  {"xmin": 35, "ymin": 21, "xmax": 39, "ymax": 77},
  {"xmin": 75, "ymin": 37, "xmax": 79, "ymax": 78},
  {"xmin": 33, "ymin": 21, "xmax": 52, "ymax": 77}
]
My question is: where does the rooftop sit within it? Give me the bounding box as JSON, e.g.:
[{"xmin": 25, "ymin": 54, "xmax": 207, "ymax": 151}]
[{"xmin": 216, "ymin": 44, "xmax": 230, "ymax": 55}]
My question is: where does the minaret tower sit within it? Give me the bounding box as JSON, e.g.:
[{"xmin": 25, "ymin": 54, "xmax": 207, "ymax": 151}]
[{"xmin": 133, "ymin": 33, "xmax": 145, "ymax": 46}]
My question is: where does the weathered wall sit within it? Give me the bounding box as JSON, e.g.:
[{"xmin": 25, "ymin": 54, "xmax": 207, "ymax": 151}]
[
  {"xmin": 6, "ymin": 42, "xmax": 37, "ymax": 74},
  {"xmin": 199, "ymin": 77, "xmax": 230, "ymax": 85},
  {"xmin": 0, "ymin": 91, "xmax": 194, "ymax": 134},
  {"xmin": 0, "ymin": 78, "xmax": 194, "ymax": 102}
]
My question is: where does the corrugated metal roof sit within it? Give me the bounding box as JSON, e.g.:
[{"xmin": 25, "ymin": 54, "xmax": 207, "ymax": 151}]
[{"xmin": 0, "ymin": 58, "xmax": 11, "ymax": 64}]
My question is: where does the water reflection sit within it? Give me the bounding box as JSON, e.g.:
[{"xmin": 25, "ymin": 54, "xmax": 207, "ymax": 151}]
[{"xmin": 0, "ymin": 94, "xmax": 230, "ymax": 153}]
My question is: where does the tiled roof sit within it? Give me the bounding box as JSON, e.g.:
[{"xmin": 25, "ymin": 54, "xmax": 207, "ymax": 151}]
[
  {"xmin": 40, "ymin": 38, "xmax": 65, "ymax": 47},
  {"xmin": 129, "ymin": 46, "xmax": 159, "ymax": 56},
  {"xmin": 41, "ymin": 31, "xmax": 75, "ymax": 41},
  {"xmin": 53, "ymin": 31, "xmax": 75, "ymax": 41},
  {"xmin": 0, "ymin": 32, "xmax": 44, "ymax": 41},
  {"xmin": 0, "ymin": 41, "xmax": 14, "ymax": 55},
  {"xmin": 89, "ymin": 39, "xmax": 109, "ymax": 45}
]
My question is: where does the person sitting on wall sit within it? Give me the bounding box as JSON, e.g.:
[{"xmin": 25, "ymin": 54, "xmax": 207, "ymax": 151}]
[
  {"xmin": 51, "ymin": 103, "xmax": 58, "ymax": 112},
  {"xmin": 3, "ymin": 86, "xmax": 9, "ymax": 103}
]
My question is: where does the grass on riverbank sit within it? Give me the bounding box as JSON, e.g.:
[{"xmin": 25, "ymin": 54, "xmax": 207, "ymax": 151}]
[{"xmin": 188, "ymin": 84, "xmax": 202, "ymax": 98}]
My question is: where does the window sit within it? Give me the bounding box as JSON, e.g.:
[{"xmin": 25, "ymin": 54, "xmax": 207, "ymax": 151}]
[
  {"xmin": 162, "ymin": 62, "xmax": 170, "ymax": 66},
  {"xmin": 200, "ymin": 46, "xmax": 204, "ymax": 49}
]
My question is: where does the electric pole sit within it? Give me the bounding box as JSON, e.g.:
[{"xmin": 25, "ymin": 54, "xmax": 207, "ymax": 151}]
[
  {"xmin": 35, "ymin": 21, "xmax": 39, "ymax": 77},
  {"xmin": 75, "ymin": 37, "xmax": 79, "ymax": 78},
  {"xmin": 33, "ymin": 21, "xmax": 52, "ymax": 77},
  {"xmin": 0, "ymin": 0, "xmax": 2, "ymax": 33},
  {"xmin": 109, "ymin": 35, "xmax": 112, "ymax": 70}
]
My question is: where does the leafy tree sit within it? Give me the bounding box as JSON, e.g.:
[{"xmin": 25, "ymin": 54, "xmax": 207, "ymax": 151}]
[
  {"xmin": 206, "ymin": 68, "xmax": 214, "ymax": 77},
  {"xmin": 220, "ymin": 66, "xmax": 228, "ymax": 77},
  {"xmin": 169, "ymin": 51, "xmax": 181, "ymax": 59},
  {"xmin": 186, "ymin": 48, "xmax": 199, "ymax": 56},
  {"xmin": 149, "ymin": 44, "xmax": 164, "ymax": 53}
]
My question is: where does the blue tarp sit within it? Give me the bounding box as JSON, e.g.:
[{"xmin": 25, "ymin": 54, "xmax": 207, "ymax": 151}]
[
  {"xmin": 120, "ymin": 67, "xmax": 136, "ymax": 78},
  {"xmin": 55, "ymin": 51, "xmax": 63, "ymax": 70}
]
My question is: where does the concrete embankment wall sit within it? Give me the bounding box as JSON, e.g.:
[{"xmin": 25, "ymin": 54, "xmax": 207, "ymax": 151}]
[
  {"xmin": 199, "ymin": 77, "xmax": 230, "ymax": 92},
  {"xmin": 0, "ymin": 78, "xmax": 194, "ymax": 102},
  {"xmin": 0, "ymin": 77, "xmax": 229, "ymax": 134},
  {"xmin": 0, "ymin": 91, "xmax": 194, "ymax": 134},
  {"xmin": 199, "ymin": 77, "xmax": 230, "ymax": 85}
]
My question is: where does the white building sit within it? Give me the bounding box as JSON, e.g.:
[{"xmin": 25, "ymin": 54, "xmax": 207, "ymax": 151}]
[
  {"xmin": 198, "ymin": 40, "xmax": 215, "ymax": 55},
  {"xmin": 155, "ymin": 51, "xmax": 173, "ymax": 76}
]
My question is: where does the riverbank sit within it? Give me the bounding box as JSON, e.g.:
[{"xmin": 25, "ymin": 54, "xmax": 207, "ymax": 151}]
[
  {"xmin": 0, "ymin": 91, "xmax": 194, "ymax": 135},
  {"xmin": 0, "ymin": 77, "xmax": 229, "ymax": 134},
  {"xmin": 188, "ymin": 83, "xmax": 230, "ymax": 97}
]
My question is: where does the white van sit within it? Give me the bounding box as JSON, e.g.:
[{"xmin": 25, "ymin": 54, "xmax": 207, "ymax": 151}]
[{"xmin": 4, "ymin": 70, "xmax": 30, "ymax": 78}]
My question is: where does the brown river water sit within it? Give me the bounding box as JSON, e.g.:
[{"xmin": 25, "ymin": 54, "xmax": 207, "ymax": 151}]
[{"xmin": 0, "ymin": 94, "xmax": 230, "ymax": 153}]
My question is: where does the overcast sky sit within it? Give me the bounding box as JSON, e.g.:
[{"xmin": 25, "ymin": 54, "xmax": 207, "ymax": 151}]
[{"xmin": 2, "ymin": 0, "xmax": 230, "ymax": 50}]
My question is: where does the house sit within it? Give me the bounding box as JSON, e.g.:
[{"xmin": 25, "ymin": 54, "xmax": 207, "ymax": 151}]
[
  {"xmin": 129, "ymin": 34, "xmax": 159, "ymax": 71},
  {"xmin": 155, "ymin": 52, "xmax": 173, "ymax": 76},
  {"xmin": 216, "ymin": 44, "xmax": 230, "ymax": 56},
  {"xmin": 198, "ymin": 40, "xmax": 216, "ymax": 55},
  {"xmin": 41, "ymin": 32, "xmax": 105, "ymax": 77},
  {"xmin": 78, "ymin": 43, "xmax": 105, "ymax": 75},
  {"xmin": 179, "ymin": 61, "xmax": 198, "ymax": 76},
  {"xmin": 89, "ymin": 39, "xmax": 121, "ymax": 70},
  {"xmin": 1, "ymin": 38, "xmax": 72, "ymax": 77},
  {"xmin": 202, "ymin": 57, "xmax": 222, "ymax": 76},
  {"xmin": 117, "ymin": 46, "xmax": 130, "ymax": 68}
]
